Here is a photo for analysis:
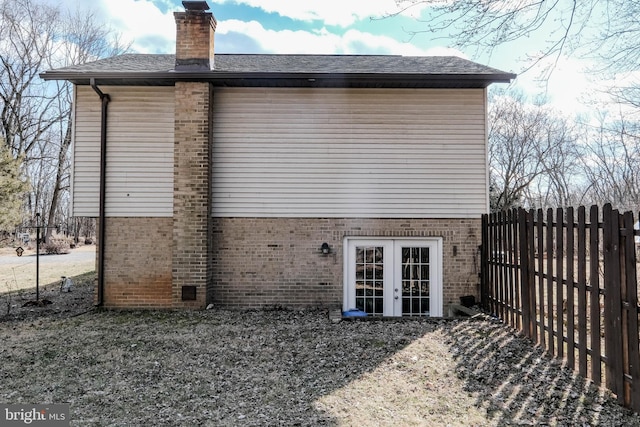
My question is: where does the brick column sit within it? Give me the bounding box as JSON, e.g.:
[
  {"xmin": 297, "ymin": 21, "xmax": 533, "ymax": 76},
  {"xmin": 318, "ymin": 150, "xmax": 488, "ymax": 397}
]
[{"xmin": 173, "ymin": 81, "xmax": 212, "ymax": 308}]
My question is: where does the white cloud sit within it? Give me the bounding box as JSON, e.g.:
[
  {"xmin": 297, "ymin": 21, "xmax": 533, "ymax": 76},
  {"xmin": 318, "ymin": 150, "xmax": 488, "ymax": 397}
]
[
  {"xmin": 217, "ymin": 19, "xmax": 465, "ymax": 56},
  {"xmin": 508, "ymin": 54, "xmax": 595, "ymax": 116},
  {"xmin": 505, "ymin": 52, "xmax": 640, "ymax": 124},
  {"xmin": 44, "ymin": 0, "xmax": 465, "ymax": 57},
  {"xmin": 422, "ymin": 46, "xmax": 469, "ymax": 57},
  {"xmin": 46, "ymin": 0, "xmax": 468, "ymax": 57},
  {"xmin": 94, "ymin": 0, "xmax": 177, "ymax": 53},
  {"xmin": 216, "ymin": 0, "xmax": 428, "ymax": 27},
  {"xmin": 218, "ymin": 19, "xmax": 338, "ymax": 53}
]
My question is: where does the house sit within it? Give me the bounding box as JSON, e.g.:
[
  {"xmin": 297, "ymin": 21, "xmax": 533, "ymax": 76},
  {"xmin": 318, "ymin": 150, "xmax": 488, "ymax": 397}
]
[{"xmin": 41, "ymin": 1, "xmax": 515, "ymax": 316}]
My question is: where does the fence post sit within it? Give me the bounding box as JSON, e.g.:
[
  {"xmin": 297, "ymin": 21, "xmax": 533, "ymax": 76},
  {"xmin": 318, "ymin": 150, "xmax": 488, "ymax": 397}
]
[{"xmin": 603, "ymin": 203, "xmax": 624, "ymax": 402}]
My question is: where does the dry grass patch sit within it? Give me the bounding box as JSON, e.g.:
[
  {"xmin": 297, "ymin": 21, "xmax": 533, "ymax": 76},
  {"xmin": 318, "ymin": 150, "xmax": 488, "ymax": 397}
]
[{"xmin": 0, "ymin": 245, "xmax": 95, "ymax": 293}]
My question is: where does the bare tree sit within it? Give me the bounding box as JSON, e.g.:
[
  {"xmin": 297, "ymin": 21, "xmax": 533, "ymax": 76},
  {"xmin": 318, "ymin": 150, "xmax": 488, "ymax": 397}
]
[
  {"xmin": 488, "ymin": 90, "xmax": 580, "ymax": 211},
  {"xmin": 526, "ymin": 116, "xmax": 582, "ymax": 208},
  {"xmin": 42, "ymin": 8, "xmax": 129, "ymax": 240},
  {"xmin": 0, "ymin": 0, "xmax": 128, "ymax": 239},
  {"xmin": 580, "ymin": 112, "xmax": 640, "ymax": 211},
  {"xmin": 0, "ymin": 0, "xmax": 63, "ymax": 159},
  {"xmin": 390, "ymin": 1, "xmax": 639, "ymax": 79}
]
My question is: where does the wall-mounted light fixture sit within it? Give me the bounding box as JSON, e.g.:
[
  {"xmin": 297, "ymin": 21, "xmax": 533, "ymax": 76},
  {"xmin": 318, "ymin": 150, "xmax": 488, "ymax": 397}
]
[{"xmin": 321, "ymin": 242, "xmax": 331, "ymax": 255}]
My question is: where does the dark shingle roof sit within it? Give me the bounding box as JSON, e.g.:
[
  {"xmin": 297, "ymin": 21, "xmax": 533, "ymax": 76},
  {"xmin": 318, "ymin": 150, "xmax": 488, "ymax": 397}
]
[{"xmin": 41, "ymin": 53, "xmax": 515, "ymax": 88}]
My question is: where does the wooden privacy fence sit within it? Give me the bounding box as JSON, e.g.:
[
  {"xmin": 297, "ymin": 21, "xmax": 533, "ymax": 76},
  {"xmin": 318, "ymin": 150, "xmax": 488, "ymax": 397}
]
[{"xmin": 481, "ymin": 204, "xmax": 640, "ymax": 412}]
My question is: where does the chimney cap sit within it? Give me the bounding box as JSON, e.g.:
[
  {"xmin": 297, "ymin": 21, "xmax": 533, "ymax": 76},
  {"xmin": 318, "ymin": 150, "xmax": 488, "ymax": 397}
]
[{"xmin": 182, "ymin": 1, "xmax": 209, "ymax": 11}]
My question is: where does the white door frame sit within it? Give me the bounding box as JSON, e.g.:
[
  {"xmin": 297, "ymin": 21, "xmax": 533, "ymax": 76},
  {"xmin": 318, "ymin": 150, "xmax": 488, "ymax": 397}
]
[{"xmin": 343, "ymin": 237, "xmax": 443, "ymax": 317}]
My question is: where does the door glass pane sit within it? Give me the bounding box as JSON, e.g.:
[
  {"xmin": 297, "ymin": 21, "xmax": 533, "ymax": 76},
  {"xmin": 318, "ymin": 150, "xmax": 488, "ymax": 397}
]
[
  {"xmin": 421, "ymin": 248, "xmax": 429, "ymax": 263},
  {"xmin": 355, "ymin": 246, "xmax": 384, "ymax": 316},
  {"xmin": 401, "ymin": 246, "xmax": 430, "ymax": 317}
]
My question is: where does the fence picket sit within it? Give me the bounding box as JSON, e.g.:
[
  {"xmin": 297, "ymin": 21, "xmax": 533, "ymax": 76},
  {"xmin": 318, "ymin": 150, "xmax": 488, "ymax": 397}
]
[
  {"xmin": 577, "ymin": 206, "xmax": 588, "ymax": 378},
  {"xmin": 505, "ymin": 210, "xmax": 514, "ymax": 327},
  {"xmin": 590, "ymin": 204, "xmax": 602, "ymax": 384},
  {"xmin": 527, "ymin": 209, "xmax": 537, "ymax": 339},
  {"xmin": 622, "ymin": 211, "xmax": 640, "ymax": 411},
  {"xmin": 519, "ymin": 208, "xmax": 531, "ymax": 337},
  {"xmin": 537, "ymin": 208, "xmax": 545, "ymax": 348},
  {"xmin": 547, "ymin": 208, "xmax": 555, "ymax": 356},
  {"xmin": 603, "ymin": 204, "xmax": 624, "ymax": 402},
  {"xmin": 492, "ymin": 211, "xmax": 499, "ymax": 317},
  {"xmin": 481, "ymin": 214, "xmax": 489, "ymax": 310},
  {"xmin": 556, "ymin": 208, "xmax": 565, "ymax": 359},
  {"xmin": 497, "ymin": 211, "xmax": 504, "ymax": 320},
  {"xmin": 567, "ymin": 207, "xmax": 575, "ymax": 370},
  {"xmin": 512, "ymin": 209, "xmax": 521, "ymax": 329}
]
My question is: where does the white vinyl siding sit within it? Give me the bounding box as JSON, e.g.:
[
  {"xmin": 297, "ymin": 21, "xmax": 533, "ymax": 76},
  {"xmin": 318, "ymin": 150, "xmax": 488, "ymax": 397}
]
[
  {"xmin": 72, "ymin": 86, "xmax": 174, "ymax": 217},
  {"xmin": 212, "ymin": 87, "xmax": 488, "ymax": 218}
]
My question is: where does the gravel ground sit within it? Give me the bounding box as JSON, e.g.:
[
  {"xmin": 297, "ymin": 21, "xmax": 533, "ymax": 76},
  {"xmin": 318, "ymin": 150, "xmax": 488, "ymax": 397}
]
[{"xmin": 1, "ymin": 281, "xmax": 639, "ymax": 426}]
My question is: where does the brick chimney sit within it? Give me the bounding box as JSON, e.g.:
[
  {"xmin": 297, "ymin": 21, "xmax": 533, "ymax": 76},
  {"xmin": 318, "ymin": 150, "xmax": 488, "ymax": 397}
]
[{"xmin": 174, "ymin": 1, "xmax": 216, "ymax": 70}]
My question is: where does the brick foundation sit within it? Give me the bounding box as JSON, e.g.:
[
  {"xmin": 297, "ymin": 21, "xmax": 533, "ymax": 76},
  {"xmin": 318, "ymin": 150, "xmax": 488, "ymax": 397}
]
[
  {"xmin": 100, "ymin": 217, "xmax": 173, "ymax": 308},
  {"xmin": 210, "ymin": 217, "xmax": 481, "ymax": 314},
  {"xmin": 98, "ymin": 216, "xmax": 480, "ymax": 313}
]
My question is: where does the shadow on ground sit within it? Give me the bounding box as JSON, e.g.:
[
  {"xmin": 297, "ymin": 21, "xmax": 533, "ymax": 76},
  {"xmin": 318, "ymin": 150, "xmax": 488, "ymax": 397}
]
[
  {"xmin": 2, "ymin": 298, "xmax": 640, "ymax": 426},
  {"xmin": 0, "ymin": 310, "xmax": 443, "ymax": 426},
  {"xmin": 443, "ymin": 320, "xmax": 640, "ymax": 426}
]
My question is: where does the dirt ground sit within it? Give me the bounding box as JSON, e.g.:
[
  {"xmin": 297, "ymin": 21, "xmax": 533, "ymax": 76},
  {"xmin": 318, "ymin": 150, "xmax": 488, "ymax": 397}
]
[
  {"xmin": 0, "ymin": 271, "xmax": 95, "ymax": 321},
  {"xmin": 1, "ymin": 282, "xmax": 640, "ymax": 426},
  {"xmin": 1, "ymin": 247, "xmax": 639, "ymax": 426}
]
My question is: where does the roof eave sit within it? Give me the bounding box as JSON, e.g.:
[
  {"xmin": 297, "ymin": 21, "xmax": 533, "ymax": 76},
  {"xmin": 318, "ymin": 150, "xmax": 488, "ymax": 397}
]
[{"xmin": 40, "ymin": 70, "xmax": 516, "ymax": 88}]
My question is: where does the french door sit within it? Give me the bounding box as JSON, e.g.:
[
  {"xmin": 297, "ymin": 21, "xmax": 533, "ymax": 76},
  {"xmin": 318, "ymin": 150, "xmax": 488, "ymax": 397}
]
[{"xmin": 343, "ymin": 238, "xmax": 442, "ymax": 317}]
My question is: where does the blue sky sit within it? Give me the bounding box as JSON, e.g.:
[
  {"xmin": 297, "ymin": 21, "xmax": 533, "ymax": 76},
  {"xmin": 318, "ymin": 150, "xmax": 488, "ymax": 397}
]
[
  {"xmin": 55, "ymin": 0, "xmax": 601, "ymax": 114},
  {"xmin": 90, "ymin": 0, "xmax": 468, "ymax": 56}
]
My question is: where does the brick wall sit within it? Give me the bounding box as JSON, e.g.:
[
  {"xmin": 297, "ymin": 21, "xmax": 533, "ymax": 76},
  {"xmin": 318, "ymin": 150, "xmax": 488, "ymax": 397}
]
[
  {"xmin": 100, "ymin": 217, "xmax": 172, "ymax": 308},
  {"xmin": 98, "ymin": 215, "xmax": 480, "ymax": 312},
  {"xmin": 210, "ymin": 217, "xmax": 481, "ymax": 314},
  {"xmin": 173, "ymin": 81, "xmax": 212, "ymax": 308}
]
